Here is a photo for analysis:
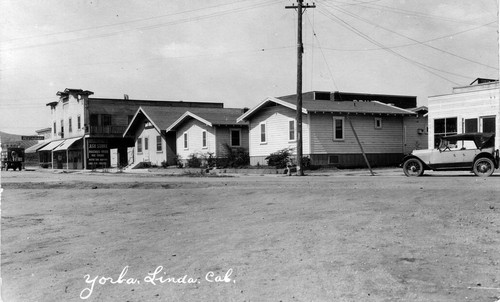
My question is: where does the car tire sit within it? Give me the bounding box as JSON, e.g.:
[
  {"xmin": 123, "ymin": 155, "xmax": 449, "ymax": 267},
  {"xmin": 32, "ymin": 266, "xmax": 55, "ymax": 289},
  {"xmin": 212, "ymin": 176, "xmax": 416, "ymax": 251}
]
[
  {"xmin": 403, "ymin": 158, "xmax": 424, "ymax": 177},
  {"xmin": 472, "ymin": 157, "xmax": 494, "ymax": 177}
]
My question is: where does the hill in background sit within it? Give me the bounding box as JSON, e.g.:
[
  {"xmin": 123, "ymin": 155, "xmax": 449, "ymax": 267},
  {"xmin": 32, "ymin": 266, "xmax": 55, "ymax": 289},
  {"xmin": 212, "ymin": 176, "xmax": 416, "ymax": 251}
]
[{"xmin": 1, "ymin": 131, "xmax": 39, "ymax": 149}]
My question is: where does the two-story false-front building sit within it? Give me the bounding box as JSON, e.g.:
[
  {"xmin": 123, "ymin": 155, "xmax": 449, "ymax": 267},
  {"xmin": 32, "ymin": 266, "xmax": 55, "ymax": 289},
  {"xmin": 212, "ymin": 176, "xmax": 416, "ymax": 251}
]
[{"xmin": 40, "ymin": 88, "xmax": 223, "ymax": 169}]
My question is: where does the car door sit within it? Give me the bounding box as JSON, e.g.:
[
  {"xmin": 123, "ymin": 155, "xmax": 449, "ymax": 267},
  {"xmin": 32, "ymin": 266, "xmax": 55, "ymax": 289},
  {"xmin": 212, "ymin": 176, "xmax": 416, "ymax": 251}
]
[
  {"xmin": 459, "ymin": 140, "xmax": 480, "ymax": 166},
  {"xmin": 429, "ymin": 147, "xmax": 462, "ymax": 169}
]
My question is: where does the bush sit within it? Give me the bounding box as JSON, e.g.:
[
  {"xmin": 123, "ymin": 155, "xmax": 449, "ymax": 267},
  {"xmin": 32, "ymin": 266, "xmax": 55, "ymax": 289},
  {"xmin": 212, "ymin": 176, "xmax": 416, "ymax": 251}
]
[
  {"xmin": 186, "ymin": 153, "xmax": 202, "ymax": 168},
  {"xmin": 161, "ymin": 160, "xmax": 168, "ymax": 168},
  {"xmin": 216, "ymin": 144, "xmax": 250, "ymax": 168},
  {"xmin": 202, "ymin": 152, "xmax": 217, "ymax": 168},
  {"xmin": 174, "ymin": 154, "xmax": 183, "ymax": 168},
  {"xmin": 266, "ymin": 148, "xmax": 294, "ymax": 169}
]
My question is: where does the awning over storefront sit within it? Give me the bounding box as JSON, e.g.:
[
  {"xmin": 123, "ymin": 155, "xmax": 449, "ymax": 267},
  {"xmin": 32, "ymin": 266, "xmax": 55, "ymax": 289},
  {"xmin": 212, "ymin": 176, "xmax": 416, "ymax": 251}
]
[
  {"xmin": 25, "ymin": 141, "xmax": 50, "ymax": 153},
  {"xmin": 38, "ymin": 140, "xmax": 64, "ymax": 152},
  {"xmin": 53, "ymin": 137, "xmax": 82, "ymax": 152}
]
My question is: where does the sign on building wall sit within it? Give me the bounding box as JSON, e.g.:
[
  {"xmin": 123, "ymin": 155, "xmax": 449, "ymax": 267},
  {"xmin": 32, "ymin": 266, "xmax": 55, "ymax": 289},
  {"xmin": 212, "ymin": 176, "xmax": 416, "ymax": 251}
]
[
  {"xmin": 87, "ymin": 139, "xmax": 110, "ymax": 168},
  {"xmin": 22, "ymin": 136, "xmax": 45, "ymax": 140}
]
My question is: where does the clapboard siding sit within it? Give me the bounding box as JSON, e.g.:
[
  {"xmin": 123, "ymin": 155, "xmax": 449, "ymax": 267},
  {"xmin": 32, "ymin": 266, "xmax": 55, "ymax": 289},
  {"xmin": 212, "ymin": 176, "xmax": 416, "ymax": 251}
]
[
  {"xmin": 428, "ymin": 86, "xmax": 500, "ymax": 149},
  {"xmin": 215, "ymin": 126, "xmax": 249, "ymax": 157},
  {"xmin": 310, "ymin": 153, "xmax": 403, "ymax": 168},
  {"xmin": 309, "ymin": 114, "xmax": 404, "ymax": 154},
  {"xmin": 248, "ymin": 106, "xmax": 310, "ymax": 158},
  {"xmin": 133, "ymin": 124, "xmax": 167, "ymax": 166},
  {"xmin": 176, "ymin": 119, "xmax": 215, "ymax": 160},
  {"xmin": 403, "ymin": 115, "xmax": 428, "ymax": 154}
]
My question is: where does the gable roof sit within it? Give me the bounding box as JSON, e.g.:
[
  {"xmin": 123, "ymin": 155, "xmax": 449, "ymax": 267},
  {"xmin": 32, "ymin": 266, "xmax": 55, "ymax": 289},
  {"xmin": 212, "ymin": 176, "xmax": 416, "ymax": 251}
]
[
  {"xmin": 166, "ymin": 108, "xmax": 247, "ymax": 132},
  {"xmin": 124, "ymin": 106, "xmax": 247, "ymax": 137},
  {"xmin": 237, "ymin": 96, "xmax": 415, "ymax": 122},
  {"xmin": 123, "ymin": 106, "xmax": 196, "ymax": 137}
]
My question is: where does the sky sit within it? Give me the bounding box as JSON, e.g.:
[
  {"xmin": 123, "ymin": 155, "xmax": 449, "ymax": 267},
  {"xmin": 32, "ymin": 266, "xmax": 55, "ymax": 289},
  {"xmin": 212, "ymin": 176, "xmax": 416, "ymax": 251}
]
[{"xmin": 0, "ymin": 0, "xmax": 498, "ymax": 135}]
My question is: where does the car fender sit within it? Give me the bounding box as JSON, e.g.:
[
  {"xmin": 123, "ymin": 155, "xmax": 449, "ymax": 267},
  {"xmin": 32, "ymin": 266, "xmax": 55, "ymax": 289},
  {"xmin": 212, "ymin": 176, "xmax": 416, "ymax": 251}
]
[
  {"xmin": 473, "ymin": 151, "xmax": 499, "ymax": 169},
  {"xmin": 400, "ymin": 155, "xmax": 431, "ymax": 170}
]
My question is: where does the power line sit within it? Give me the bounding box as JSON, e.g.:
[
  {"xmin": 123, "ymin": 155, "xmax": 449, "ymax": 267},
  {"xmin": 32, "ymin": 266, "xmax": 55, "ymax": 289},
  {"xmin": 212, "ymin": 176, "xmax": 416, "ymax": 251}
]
[
  {"xmin": 2, "ymin": 0, "xmax": 259, "ymax": 43},
  {"xmin": 325, "ymin": 2, "xmax": 498, "ymax": 70},
  {"xmin": 1, "ymin": 0, "xmax": 279, "ymax": 52},
  {"xmin": 311, "ymin": 20, "xmax": 497, "ymax": 51},
  {"xmin": 317, "ymin": 7, "xmax": 462, "ymax": 85},
  {"xmin": 340, "ymin": 0, "xmax": 498, "ymax": 27}
]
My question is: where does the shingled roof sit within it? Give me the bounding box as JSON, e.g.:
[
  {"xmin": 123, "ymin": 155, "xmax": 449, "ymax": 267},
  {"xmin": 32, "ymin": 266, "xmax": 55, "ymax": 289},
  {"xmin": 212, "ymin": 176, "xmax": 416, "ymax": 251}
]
[
  {"xmin": 237, "ymin": 96, "xmax": 415, "ymax": 122},
  {"xmin": 166, "ymin": 108, "xmax": 247, "ymax": 132},
  {"xmin": 124, "ymin": 106, "xmax": 247, "ymax": 137}
]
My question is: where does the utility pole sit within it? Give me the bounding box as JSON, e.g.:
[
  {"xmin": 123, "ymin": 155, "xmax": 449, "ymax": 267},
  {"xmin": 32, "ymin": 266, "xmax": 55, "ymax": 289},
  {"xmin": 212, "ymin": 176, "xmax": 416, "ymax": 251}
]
[{"xmin": 286, "ymin": 0, "xmax": 315, "ymax": 176}]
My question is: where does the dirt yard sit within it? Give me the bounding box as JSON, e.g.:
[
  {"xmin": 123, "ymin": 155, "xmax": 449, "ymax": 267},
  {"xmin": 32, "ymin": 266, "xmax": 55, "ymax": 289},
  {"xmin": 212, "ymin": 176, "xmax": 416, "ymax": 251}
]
[{"xmin": 1, "ymin": 169, "xmax": 499, "ymax": 302}]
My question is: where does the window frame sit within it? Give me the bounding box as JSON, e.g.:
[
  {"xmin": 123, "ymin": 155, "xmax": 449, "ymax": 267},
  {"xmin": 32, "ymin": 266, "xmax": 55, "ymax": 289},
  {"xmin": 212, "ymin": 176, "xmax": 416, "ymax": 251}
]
[
  {"xmin": 374, "ymin": 117, "xmax": 382, "ymax": 129},
  {"xmin": 202, "ymin": 130, "xmax": 207, "ymax": 149},
  {"xmin": 144, "ymin": 137, "xmax": 149, "ymax": 151},
  {"xmin": 333, "ymin": 117, "xmax": 345, "ymax": 141},
  {"xmin": 433, "ymin": 117, "xmax": 457, "ymax": 147},
  {"xmin": 137, "ymin": 137, "xmax": 143, "ymax": 153},
  {"xmin": 183, "ymin": 132, "xmax": 189, "ymax": 150},
  {"xmin": 288, "ymin": 119, "xmax": 296, "ymax": 141},
  {"xmin": 259, "ymin": 122, "xmax": 267, "ymax": 144},
  {"xmin": 68, "ymin": 117, "xmax": 73, "ymax": 133},
  {"xmin": 230, "ymin": 128, "xmax": 241, "ymax": 147},
  {"xmin": 156, "ymin": 135, "xmax": 162, "ymax": 152}
]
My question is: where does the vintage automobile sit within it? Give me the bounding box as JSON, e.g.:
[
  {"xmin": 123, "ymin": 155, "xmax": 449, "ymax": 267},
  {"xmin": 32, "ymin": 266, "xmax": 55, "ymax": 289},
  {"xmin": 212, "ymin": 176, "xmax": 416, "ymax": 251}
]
[{"xmin": 401, "ymin": 133, "xmax": 499, "ymax": 177}]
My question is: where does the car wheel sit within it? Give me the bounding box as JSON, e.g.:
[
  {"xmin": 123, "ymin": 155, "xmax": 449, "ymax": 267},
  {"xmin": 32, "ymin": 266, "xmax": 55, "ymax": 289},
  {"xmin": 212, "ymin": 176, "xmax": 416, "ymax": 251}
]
[
  {"xmin": 472, "ymin": 157, "xmax": 494, "ymax": 177},
  {"xmin": 403, "ymin": 158, "xmax": 424, "ymax": 177}
]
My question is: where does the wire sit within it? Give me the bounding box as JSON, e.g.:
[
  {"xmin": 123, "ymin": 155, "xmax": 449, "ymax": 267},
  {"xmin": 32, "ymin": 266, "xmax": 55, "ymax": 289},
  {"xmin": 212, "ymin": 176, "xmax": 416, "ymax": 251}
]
[
  {"xmin": 325, "ymin": 2, "xmax": 498, "ymax": 70},
  {"xmin": 1, "ymin": 0, "xmax": 280, "ymax": 52},
  {"xmin": 317, "ymin": 7, "xmax": 463, "ymax": 84},
  {"xmin": 305, "ymin": 12, "xmax": 339, "ymax": 90},
  {"xmin": 3, "ymin": 0, "xmax": 265, "ymax": 43},
  {"xmin": 312, "ymin": 20, "xmax": 498, "ymax": 51},
  {"xmin": 340, "ymin": 0, "xmax": 498, "ymax": 27}
]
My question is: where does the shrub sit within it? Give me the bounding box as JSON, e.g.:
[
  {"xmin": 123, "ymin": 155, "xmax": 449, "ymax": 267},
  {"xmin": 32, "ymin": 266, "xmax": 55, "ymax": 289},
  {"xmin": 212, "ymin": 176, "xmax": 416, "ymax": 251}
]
[
  {"xmin": 186, "ymin": 153, "xmax": 202, "ymax": 168},
  {"xmin": 161, "ymin": 160, "xmax": 168, "ymax": 168},
  {"xmin": 174, "ymin": 154, "xmax": 183, "ymax": 168},
  {"xmin": 216, "ymin": 144, "xmax": 250, "ymax": 168},
  {"xmin": 202, "ymin": 152, "xmax": 217, "ymax": 168},
  {"xmin": 266, "ymin": 147, "xmax": 294, "ymax": 169}
]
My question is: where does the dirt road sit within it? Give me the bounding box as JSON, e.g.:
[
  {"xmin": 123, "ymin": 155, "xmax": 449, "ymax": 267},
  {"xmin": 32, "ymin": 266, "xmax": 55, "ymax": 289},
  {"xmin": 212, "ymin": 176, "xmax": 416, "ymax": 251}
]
[{"xmin": 1, "ymin": 169, "xmax": 499, "ymax": 301}]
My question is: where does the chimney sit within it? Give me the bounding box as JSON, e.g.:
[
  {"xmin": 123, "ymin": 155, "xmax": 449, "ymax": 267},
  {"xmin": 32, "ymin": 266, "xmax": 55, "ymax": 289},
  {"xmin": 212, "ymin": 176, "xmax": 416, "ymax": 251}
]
[
  {"xmin": 124, "ymin": 94, "xmax": 129, "ymax": 100},
  {"xmin": 243, "ymin": 107, "xmax": 249, "ymax": 113}
]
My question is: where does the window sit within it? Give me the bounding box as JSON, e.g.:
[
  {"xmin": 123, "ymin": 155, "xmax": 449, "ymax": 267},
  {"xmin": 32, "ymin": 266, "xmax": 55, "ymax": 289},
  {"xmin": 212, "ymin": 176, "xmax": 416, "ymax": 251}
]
[
  {"xmin": 53, "ymin": 122, "xmax": 56, "ymax": 134},
  {"xmin": 260, "ymin": 123, "xmax": 266, "ymax": 143},
  {"xmin": 60, "ymin": 119, "xmax": 64, "ymax": 138},
  {"xmin": 289, "ymin": 120, "xmax": 295, "ymax": 141},
  {"xmin": 230, "ymin": 129, "xmax": 241, "ymax": 147},
  {"xmin": 481, "ymin": 116, "xmax": 496, "ymax": 133},
  {"xmin": 183, "ymin": 132, "xmax": 188, "ymax": 149},
  {"xmin": 328, "ymin": 155, "xmax": 339, "ymax": 164},
  {"xmin": 333, "ymin": 117, "xmax": 344, "ymax": 141},
  {"xmin": 374, "ymin": 117, "xmax": 382, "ymax": 129},
  {"xmin": 137, "ymin": 138, "xmax": 142, "ymax": 153},
  {"xmin": 77, "ymin": 115, "xmax": 81, "ymax": 129},
  {"xmin": 202, "ymin": 131, "xmax": 207, "ymax": 148},
  {"xmin": 102, "ymin": 114, "xmax": 111, "ymax": 126},
  {"xmin": 464, "ymin": 118, "xmax": 478, "ymax": 133},
  {"xmin": 434, "ymin": 117, "xmax": 457, "ymax": 147},
  {"xmin": 156, "ymin": 136, "xmax": 162, "ymax": 151},
  {"xmin": 69, "ymin": 117, "xmax": 72, "ymax": 133},
  {"xmin": 144, "ymin": 137, "xmax": 149, "ymax": 150},
  {"xmin": 90, "ymin": 114, "xmax": 98, "ymax": 126}
]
